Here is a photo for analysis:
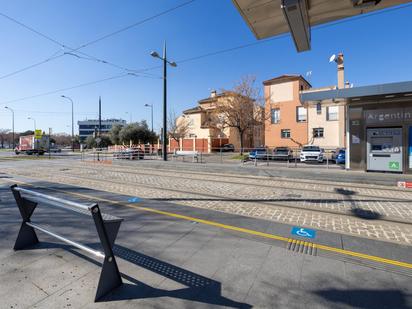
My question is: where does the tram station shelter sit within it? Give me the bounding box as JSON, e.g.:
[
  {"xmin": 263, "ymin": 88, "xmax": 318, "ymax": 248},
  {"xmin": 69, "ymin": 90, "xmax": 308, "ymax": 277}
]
[
  {"xmin": 232, "ymin": 0, "xmax": 411, "ymax": 52},
  {"xmin": 300, "ymin": 81, "xmax": 412, "ymax": 173}
]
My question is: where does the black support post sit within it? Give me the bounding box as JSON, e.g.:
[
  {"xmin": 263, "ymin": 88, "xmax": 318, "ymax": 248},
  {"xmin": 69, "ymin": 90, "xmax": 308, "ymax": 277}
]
[
  {"xmin": 90, "ymin": 204, "xmax": 122, "ymax": 301},
  {"xmin": 11, "ymin": 185, "xmax": 39, "ymax": 250}
]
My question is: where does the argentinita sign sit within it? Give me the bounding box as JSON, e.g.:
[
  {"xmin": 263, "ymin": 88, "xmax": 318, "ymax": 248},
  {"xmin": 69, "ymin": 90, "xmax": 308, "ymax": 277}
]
[{"xmin": 365, "ymin": 108, "xmax": 412, "ymax": 124}]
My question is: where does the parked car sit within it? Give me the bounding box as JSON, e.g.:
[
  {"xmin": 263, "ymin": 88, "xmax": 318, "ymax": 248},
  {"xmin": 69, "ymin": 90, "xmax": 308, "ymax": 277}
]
[
  {"xmin": 300, "ymin": 145, "xmax": 324, "ymax": 163},
  {"xmin": 272, "ymin": 147, "xmax": 293, "ymax": 161},
  {"xmin": 332, "ymin": 148, "xmax": 346, "ymax": 164},
  {"xmin": 220, "ymin": 143, "xmax": 235, "ymax": 152},
  {"xmin": 113, "ymin": 147, "xmax": 144, "ymax": 160},
  {"xmin": 249, "ymin": 147, "xmax": 268, "ymax": 160},
  {"xmin": 47, "ymin": 148, "xmax": 62, "ymax": 153}
]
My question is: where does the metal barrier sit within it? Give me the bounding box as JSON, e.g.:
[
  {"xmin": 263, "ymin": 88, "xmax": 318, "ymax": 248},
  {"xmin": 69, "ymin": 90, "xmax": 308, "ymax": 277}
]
[{"xmin": 10, "ymin": 184, "xmax": 123, "ymax": 302}]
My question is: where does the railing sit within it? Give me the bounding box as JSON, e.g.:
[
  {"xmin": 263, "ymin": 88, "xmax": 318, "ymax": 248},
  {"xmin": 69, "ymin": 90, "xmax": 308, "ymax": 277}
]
[
  {"xmin": 81, "ymin": 147, "xmax": 161, "ymax": 162},
  {"xmin": 10, "ymin": 184, "xmax": 124, "ymax": 302}
]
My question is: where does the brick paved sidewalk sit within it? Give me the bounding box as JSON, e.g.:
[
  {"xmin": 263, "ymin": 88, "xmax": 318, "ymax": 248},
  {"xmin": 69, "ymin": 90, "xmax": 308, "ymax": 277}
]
[{"xmin": 2, "ymin": 160, "xmax": 412, "ymax": 245}]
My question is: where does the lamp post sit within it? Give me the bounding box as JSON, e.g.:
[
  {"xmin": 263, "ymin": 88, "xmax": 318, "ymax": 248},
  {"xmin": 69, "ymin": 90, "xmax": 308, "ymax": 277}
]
[
  {"xmin": 125, "ymin": 112, "xmax": 132, "ymax": 124},
  {"xmin": 27, "ymin": 117, "xmax": 36, "ymax": 131},
  {"xmin": 4, "ymin": 106, "xmax": 14, "ymax": 149},
  {"xmin": 61, "ymin": 95, "xmax": 74, "ymax": 152},
  {"xmin": 144, "ymin": 104, "xmax": 154, "ymax": 133},
  {"xmin": 150, "ymin": 42, "xmax": 177, "ymax": 161}
]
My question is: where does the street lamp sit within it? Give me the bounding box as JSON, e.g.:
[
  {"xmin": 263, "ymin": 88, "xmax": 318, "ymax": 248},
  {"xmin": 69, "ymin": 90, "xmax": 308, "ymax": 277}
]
[
  {"xmin": 150, "ymin": 42, "xmax": 177, "ymax": 161},
  {"xmin": 27, "ymin": 117, "xmax": 36, "ymax": 131},
  {"xmin": 144, "ymin": 104, "xmax": 153, "ymax": 133},
  {"xmin": 61, "ymin": 95, "xmax": 74, "ymax": 152},
  {"xmin": 4, "ymin": 106, "xmax": 14, "ymax": 149},
  {"xmin": 125, "ymin": 112, "xmax": 132, "ymax": 123}
]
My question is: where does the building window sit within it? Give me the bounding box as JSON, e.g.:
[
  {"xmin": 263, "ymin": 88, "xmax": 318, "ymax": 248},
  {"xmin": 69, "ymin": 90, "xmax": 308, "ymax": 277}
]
[
  {"xmin": 313, "ymin": 128, "xmax": 324, "ymax": 138},
  {"xmin": 271, "ymin": 108, "xmax": 280, "ymax": 124},
  {"xmin": 296, "ymin": 106, "xmax": 307, "ymax": 122},
  {"xmin": 281, "ymin": 129, "xmax": 291, "ymax": 139},
  {"xmin": 327, "ymin": 106, "xmax": 339, "ymax": 121},
  {"xmin": 316, "ymin": 103, "xmax": 322, "ymax": 115}
]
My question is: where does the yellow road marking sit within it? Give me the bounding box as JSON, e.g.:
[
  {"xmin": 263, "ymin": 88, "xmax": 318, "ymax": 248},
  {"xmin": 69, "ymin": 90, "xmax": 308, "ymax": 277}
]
[{"xmin": 2, "ymin": 177, "xmax": 412, "ymax": 270}]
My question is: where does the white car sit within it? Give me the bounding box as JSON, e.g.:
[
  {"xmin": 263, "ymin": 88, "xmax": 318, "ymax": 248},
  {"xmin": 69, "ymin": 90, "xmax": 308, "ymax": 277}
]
[{"xmin": 300, "ymin": 146, "xmax": 324, "ymax": 163}]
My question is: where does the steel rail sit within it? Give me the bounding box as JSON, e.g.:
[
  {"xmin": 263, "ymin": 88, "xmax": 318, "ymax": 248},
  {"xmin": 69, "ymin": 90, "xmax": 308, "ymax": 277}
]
[
  {"xmin": 14, "ymin": 187, "xmax": 92, "ymax": 211},
  {"xmin": 26, "ymin": 222, "xmax": 105, "ymax": 258}
]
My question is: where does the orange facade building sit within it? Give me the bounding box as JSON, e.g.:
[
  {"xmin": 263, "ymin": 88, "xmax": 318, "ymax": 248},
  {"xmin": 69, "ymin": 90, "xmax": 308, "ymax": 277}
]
[{"xmin": 264, "ymin": 75, "xmax": 311, "ymax": 148}]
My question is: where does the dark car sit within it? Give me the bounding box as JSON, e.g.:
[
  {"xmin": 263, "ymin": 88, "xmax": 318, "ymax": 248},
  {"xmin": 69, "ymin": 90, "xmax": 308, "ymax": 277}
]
[
  {"xmin": 272, "ymin": 147, "xmax": 293, "ymax": 161},
  {"xmin": 249, "ymin": 147, "xmax": 268, "ymax": 160},
  {"xmin": 220, "ymin": 143, "xmax": 235, "ymax": 152},
  {"xmin": 332, "ymin": 148, "xmax": 346, "ymax": 164}
]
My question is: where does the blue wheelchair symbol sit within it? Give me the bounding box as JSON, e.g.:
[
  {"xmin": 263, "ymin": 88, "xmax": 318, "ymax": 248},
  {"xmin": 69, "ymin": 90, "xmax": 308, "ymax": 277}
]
[
  {"xmin": 291, "ymin": 226, "xmax": 316, "ymax": 239},
  {"xmin": 128, "ymin": 197, "xmax": 141, "ymax": 203}
]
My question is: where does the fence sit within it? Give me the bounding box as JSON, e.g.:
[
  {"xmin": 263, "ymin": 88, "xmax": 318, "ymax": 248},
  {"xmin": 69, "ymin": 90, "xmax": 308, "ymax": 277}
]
[{"xmin": 10, "ymin": 184, "xmax": 124, "ymax": 301}]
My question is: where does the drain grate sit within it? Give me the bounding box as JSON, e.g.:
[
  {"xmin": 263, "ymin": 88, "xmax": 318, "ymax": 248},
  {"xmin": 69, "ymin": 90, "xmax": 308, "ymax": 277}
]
[{"xmin": 286, "ymin": 238, "xmax": 317, "ymax": 256}]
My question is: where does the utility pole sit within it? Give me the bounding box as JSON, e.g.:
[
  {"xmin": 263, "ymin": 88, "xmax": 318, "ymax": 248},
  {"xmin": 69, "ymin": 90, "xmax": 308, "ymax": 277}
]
[
  {"xmin": 4, "ymin": 106, "xmax": 14, "ymax": 149},
  {"xmin": 150, "ymin": 42, "xmax": 177, "ymax": 161},
  {"xmin": 98, "ymin": 96, "xmax": 102, "ymax": 137},
  {"xmin": 61, "ymin": 95, "xmax": 74, "ymax": 152}
]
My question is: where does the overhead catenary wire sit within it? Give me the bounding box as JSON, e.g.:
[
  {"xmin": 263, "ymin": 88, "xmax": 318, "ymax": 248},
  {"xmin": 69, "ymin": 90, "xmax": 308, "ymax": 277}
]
[
  {"xmin": 1, "ymin": 2, "xmax": 412, "ymax": 106},
  {"xmin": 0, "ymin": 73, "xmax": 130, "ymax": 105},
  {"xmin": 0, "ymin": 0, "xmax": 197, "ymax": 80}
]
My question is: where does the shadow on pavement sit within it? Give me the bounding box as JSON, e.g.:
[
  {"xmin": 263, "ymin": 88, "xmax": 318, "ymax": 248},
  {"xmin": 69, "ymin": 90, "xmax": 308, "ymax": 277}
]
[
  {"xmin": 67, "ymin": 243, "xmax": 252, "ymax": 308},
  {"xmin": 335, "ymin": 188, "xmax": 383, "ymax": 220},
  {"xmin": 314, "ymin": 288, "xmax": 410, "ymax": 309}
]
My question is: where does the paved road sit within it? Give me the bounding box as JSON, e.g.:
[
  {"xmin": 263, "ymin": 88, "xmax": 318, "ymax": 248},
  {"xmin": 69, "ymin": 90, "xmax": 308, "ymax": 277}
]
[
  {"xmin": 1, "ymin": 158, "xmax": 412, "ymax": 245},
  {"xmin": 0, "ymin": 177, "xmax": 411, "ymax": 308}
]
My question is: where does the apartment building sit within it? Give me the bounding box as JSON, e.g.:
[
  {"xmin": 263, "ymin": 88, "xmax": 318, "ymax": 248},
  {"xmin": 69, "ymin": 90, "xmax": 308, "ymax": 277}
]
[
  {"xmin": 264, "ymin": 75, "xmax": 311, "ymax": 148},
  {"xmin": 171, "ymin": 90, "xmax": 263, "ymax": 152},
  {"xmin": 302, "ymin": 53, "xmax": 347, "ymax": 150}
]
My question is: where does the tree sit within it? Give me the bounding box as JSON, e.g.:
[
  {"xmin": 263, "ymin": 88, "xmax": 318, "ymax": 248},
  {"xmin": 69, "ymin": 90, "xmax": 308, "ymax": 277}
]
[
  {"xmin": 214, "ymin": 76, "xmax": 266, "ymax": 154},
  {"xmin": 0, "ymin": 129, "xmax": 10, "ymax": 148},
  {"xmin": 20, "ymin": 130, "xmax": 34, "ymax": 136},
  {"xmin": 109, "ymin": 124, "xmax": 123, "ymax": 145},
  {"xmin": 118, "ymin": 121, "xmax": 157, "ymax": 145},
  {"xmin": 85, "ymin": 136, "xmax": 97, "ymax": 148},
  {"xmin": 168, "ymin": 111, "xmax": 192, "ymax": 147}
]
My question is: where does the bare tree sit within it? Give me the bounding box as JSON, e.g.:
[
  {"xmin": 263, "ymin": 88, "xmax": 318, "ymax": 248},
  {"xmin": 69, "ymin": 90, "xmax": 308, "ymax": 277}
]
[
  {"xmin": 168, "ymin": 111, "xmax": 192, "ymax": 148},
  {"xmin": 0, "ymin": 129, "xmax": 10, "ymax": 148},
  {"xmin": 214, "ymin": 76, "xmax": 267, "ymax": 154}
]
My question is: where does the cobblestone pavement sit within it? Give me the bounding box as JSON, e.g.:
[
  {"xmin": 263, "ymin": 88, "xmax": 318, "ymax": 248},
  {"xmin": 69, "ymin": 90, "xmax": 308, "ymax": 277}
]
[{"xmin": 2, "ymin": 159, "xmax": 412, "ymax": 245}]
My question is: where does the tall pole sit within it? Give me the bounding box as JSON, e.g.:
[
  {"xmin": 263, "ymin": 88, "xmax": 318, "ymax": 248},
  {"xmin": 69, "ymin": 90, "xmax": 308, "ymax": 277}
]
[
  {"xmin": 61, "ymin": 95, "xmax": 74, "ymax": 152},
  {"xmin": 28, "ymin": 117, "xmax": 36, "ymax": 131},
  {"xmin": 98, "ymin": 96, "xmax": 102, "ymax": 137},
  {"xmin": 151, "ymin": 105, "xmax": 153, "ymax": 133},
  {"xmin": 151, "ymin": 41, "xmax": 176, "ymax": 161},
  {"xmin": 5, "ymin": 107, "xmax": 14, "ymax": 149},
  {"xmin": 162, "ymin": 42, "xmax": 167, "ymax": 161},
  {"xmin": 144, "ymin": 104, "xmax": 154, "ymax": 133}
]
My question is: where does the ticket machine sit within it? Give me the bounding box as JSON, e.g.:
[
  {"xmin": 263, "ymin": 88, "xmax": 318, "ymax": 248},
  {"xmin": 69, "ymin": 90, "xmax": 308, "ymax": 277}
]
[{"xmin": 367, "ymin": 128, "xmax": 402, "ymax": 172}]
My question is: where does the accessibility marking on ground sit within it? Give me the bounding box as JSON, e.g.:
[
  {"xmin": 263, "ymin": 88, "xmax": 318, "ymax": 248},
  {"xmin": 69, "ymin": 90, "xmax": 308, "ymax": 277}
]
[
  {"xmin": 127, "ymin": 197, "xmax": 141, "ymax": 203},
  {"xmin": 291, "ymin": 226, "xmax": 316, "ymax": 239},
  {"xmin": 2, "ymin": 177, "xmax": 412, "ymax": 270}
]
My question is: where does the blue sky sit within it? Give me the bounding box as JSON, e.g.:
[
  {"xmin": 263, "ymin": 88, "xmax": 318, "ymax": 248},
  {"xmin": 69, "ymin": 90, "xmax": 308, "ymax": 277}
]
[{"xmin": 0, "ymin": 0, "xmax": 411, "ymax": 134}]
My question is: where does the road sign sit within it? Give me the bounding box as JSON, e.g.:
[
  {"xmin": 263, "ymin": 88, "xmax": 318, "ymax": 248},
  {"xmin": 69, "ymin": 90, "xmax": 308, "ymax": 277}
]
[
  {"xmin": 127, "ymin": 197, "xmax": 141, "ymax": 203},
  {"xmin": 34, "ymin": 129, "xmax": 42, "ymax": 139},
  {"xmin": 291, "ymin": 226, "xmax": 316, "ymax": 239}
]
